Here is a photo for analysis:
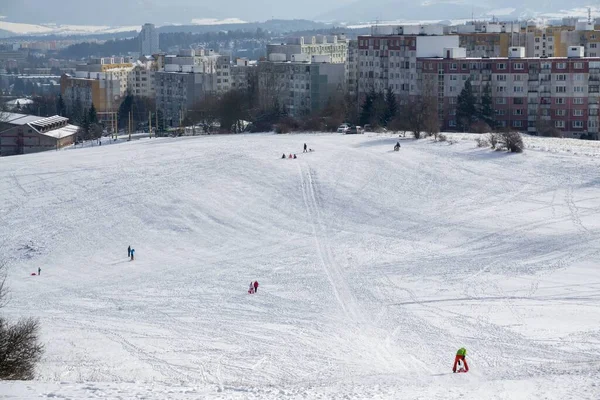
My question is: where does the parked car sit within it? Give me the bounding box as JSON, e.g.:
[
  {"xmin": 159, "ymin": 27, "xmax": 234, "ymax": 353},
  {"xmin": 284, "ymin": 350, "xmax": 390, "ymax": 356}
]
[
  {"xmin": 337, "ymin": 124, "xmax": 350, "ymax": 133},
  {"xmin": 347, "ymin": 125, "xmax": 364, "ymax": 134}
]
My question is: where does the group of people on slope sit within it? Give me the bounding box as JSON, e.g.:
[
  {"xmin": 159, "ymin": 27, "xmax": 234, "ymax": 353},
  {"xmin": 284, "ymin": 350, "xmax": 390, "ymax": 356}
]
[
  {"xmin": 127, "ymin": 245, "xmax": 135, "ymax": 261},
  {"xmin": 248, "ymin": 281, "xmax": 259, "ymax": 294},
  {"xmin": 282, "ymin": 143, "xmax": 314, "ymax": 159}
]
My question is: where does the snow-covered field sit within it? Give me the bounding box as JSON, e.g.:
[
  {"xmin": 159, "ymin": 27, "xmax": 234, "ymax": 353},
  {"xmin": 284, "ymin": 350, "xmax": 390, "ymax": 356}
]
[{"xmin": 1, "ymin": 133, "xmax": 600, "ymax": 399}]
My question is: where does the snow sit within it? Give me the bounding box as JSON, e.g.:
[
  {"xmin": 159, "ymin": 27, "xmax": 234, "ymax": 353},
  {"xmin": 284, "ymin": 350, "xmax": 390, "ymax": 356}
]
[
  {"xmin": 1, "ymin": 133, "xmax": 600, "ymax": 399},
  {"xmin": 0, "ymin": 21, "xmax": 140, "ymax": 36},
  {"xmin": 191, "ymin": 18, "xmax": 247, "ymax": 25}
]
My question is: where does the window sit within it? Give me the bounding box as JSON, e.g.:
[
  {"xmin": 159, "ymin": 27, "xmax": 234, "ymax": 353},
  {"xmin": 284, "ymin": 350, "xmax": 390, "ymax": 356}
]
[
  {"xmin": 497, "ymin": 63, "xmax": 506, "ymax": 70},
  {"xmin": 514, "ymin": 109, "xmax": 524, "ymax": 115},
  {"xmin": 449, "ymin": 120, "xmax": 456, "ymax": 127},
  {"xmin": 514, "ymin": 75, "xmax": 523, "ymax": 81},
  {"xmin": 496, "ymin": 86, "xmax": 506, "ymax": 93},
  {"xmin": 555, "ymin": 86, "xmax": 566, "ymax": 93},
  {"xmin": 514, "ymin": 63, "xmax": 524, "ymax": 70},
  {"xmin": 449, "ymin": 97, "xmax": 457, "ymax": 104},
  {"xmin": 556, "ymin": 62, "xmax": 566, "ymax": 69},
  {"xmin": 495, "ymin": 109, "xmax": 506, "ymax": 115},
  {"xmin": 496, "ymin": 98, "xmax": 507, "ymax": 104},
  {"xmin": 574, "ymin": 62, "xmax": 584, "ymax": 69},
  {"xmin": 555, "ymin": 121, "xmax": 565, "ymax": 128},
  {"xmin": 574, "ymin": 86, "xmax": 585, "ymax": 93},
  {"xmin": 513, "ymin": 98, "xmax": 524, "ymax": 105},
  {"xmin": 513, "ymin": 121, "xmax": 522, "ymax": 127},
  {"xmin": 556, "ymin": 109, "xmax": 566, "ymax": 116},
  {"xmin": 450, "ymin": 75, "xmax": 458, "ymax": 81},
  {"xmin": 555, "ymin": 74, "xmax": 566, "ymax": 81},
  {"xmin": 496, "ymin": 75, "xmax": 507, "ymax": 81},
  {"xmin": 573, "ymin": 121, "xmax": 584, "ymax": 128},
  {"xmin": 591, "ymin": 43, "xmax": 597, "ymax": 49},
  {"xmin": 514, "ymin": 86, "xmax": 524, "ymax": 93},
  {"xmin": 573, "ymin": 109, "xmax": 584, "ymax": 116},
  {"xmin": 556, "ymin": 98, "xmax": 565, "ymax": 104},
  {"xmin": 574, "ymin": 98, "xmax": 584, "ymax": 104}
]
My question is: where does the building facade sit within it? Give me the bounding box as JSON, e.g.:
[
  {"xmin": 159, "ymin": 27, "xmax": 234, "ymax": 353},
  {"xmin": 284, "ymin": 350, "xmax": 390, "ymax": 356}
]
[
  {"xmin": 0, "ymin": 113, "xmax": 77, "ymax": 156},
  {"xmin": 140, "ymin": 23, "xmax": 159, "ymax": 55},
  {"xmin": 60, "ymin": 74, "xmax": 120, "ymax": 114},
  {"xmin": 357, "ymin": 33, "xmax": 459, "ymax": 97},
  {"xmin": 257, "ymin": 61, "xmax": 346, "ymax": 116},
  {"xmin": 418, "ymin": 47, "xmax": 600, "ymax": 138},
  {"xmin": 267, "ymin": 35, "xmax": 349, "ymax": 64}
]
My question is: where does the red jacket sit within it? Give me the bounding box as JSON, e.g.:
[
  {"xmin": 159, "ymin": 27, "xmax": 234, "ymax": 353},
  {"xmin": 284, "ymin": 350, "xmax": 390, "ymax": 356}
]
[{"xmin": 253, "ymin": 281, "xmax": 259, "ymax": 289}]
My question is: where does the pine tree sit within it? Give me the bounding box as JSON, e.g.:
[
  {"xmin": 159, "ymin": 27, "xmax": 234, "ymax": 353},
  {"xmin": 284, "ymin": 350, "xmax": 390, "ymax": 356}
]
[
  {"xmin": 56, "ymin": 95, "xmax": 66, "ymax": 117},
  {"xmin": 156, "ymin": 109, "xmax": 165, "ymax": 134},
  {"xmin": 88, "ymin": 103, "xmax": 98, "ymax": 124},
  {"xmin": 478, "ymin": 83, "xmax": 495, "ymax": 128},
  {"xmin": 359, "ymin": 90, "xmax": 375, "ymax": 126},
  {"xmin": 383, "ymin": 87, "xmax": 398, "ymax": 127},
  {"xmin": 456, "ymin": 78, "xmax": 477, "ymax": 131}
]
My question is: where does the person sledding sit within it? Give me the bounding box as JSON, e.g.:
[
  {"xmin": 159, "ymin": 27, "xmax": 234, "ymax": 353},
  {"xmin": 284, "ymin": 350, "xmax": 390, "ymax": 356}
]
[
  {"xmin": 394, "ymin": 142, "xmax": 401, "ymax": 151},
  {"xmin": 248, "ymin": 282, "xmax": 255, "ymax": 294},
  {"xmin": 453, "ymin": 347, "xmax": 469, "ymax": 373},
  {"xmin": 253, "ymin": 281, "xmax": 259, "ymax": 293}
]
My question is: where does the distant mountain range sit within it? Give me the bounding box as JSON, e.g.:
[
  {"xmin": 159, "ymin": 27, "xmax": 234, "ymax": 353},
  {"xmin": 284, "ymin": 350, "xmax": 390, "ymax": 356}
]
[{"xmin": 0, "ymin": 1, "xmax": 598, "ymax": 38}]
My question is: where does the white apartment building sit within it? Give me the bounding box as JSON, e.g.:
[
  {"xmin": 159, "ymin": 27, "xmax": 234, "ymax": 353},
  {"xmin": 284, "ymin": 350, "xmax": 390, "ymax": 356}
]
[
  {"xmin": 267, "ymin": 35, "xmax": 349, "ymax": 64},
  {"xmin": 357, "ymin": 33, "xmax": 459, "ymax": 96},
  {"xmin": 140, "ymin": 23, "xmax": 159, "ymax": 55}
]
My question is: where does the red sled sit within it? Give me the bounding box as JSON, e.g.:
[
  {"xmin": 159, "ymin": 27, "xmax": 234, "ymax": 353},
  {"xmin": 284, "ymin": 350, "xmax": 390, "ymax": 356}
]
[
  {"xmin": 455, "ymin": 368, "xmax": 467, "ymax": 373},
  {"xmin": 31, "ymin": 273, "xmax": 37, "ymax": 276}
]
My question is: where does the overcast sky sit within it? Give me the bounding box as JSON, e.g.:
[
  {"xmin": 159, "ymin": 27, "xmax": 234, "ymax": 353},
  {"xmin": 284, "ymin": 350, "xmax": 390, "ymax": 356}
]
[{"xmin": 0, "ymin": 0, "xmax": 357, "ymax": 25}]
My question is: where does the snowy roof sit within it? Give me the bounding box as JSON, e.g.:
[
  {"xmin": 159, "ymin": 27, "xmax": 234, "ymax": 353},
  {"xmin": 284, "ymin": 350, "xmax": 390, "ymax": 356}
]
[
  {"xmin": 29, "ymin": 115, "xmax": 69, "ymax": 130},
  {"xmin": 1, "ymin": 112, "xmax": 44, "ymax": 126},
  {"xmin": 30, "ymin": 123, "xmax": 78, "ymax": 139},
  {"xmin": 4, "ymin": 98, "xmax": 34, "ymax": 107}
]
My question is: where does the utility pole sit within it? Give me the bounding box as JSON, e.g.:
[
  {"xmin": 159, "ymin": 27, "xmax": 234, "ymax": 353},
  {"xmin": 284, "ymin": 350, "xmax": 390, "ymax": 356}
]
[
  {"xmin": 155, "ymin": 110, "xmax": 158, "ymax": 137},
  {"xmin": 148, "ymin": 111, "xmax": 152, "ymax": 138}
]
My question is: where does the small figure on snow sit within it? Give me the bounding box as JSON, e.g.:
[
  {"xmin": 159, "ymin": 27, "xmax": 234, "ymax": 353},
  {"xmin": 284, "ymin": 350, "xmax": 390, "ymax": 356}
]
[
  {"xmin": 309, "ymin": 148, "xmax": 314, "ymax": 152},
  {"xmin": 248, "ymin": 282, "xmax": 255, "ymax": 294},
  {"xmin": 293, "ymin": 154, "xmax": 297, "ymax": 159},
  {"xmin": 38, "ymin": 267, "xmax": 41, "ymax": 276},
  {"xmin": 289, "ymin": 154, "xmax": 293, "ymax": 159},
  {"xmin": 253, "ymin": 281, "xmax": 259, "ymax": 293},
  {"xmin": 394, "ymin": 142, "xmax": 401, "ymax": 151},
  {"xmin": 130, "ymin": 248, "xmax": 135, "ymax": 261},
  {"xmin": 282, "ymin": 153, "xmax": 286, "ymax": 159},
  {"xmin": 303, "ymin": 143, "xmax": 307, "ymax": 153},
  {"xmin": 128, "ymin": 245, "xmax": 131, "ymax": 258},
  {"xmin": 453, "ymin": 347, "xmax": 469, "ymax": 373}
]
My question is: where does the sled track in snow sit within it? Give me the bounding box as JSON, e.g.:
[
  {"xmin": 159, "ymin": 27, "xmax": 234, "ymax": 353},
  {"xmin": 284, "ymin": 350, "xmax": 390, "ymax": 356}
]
[{"xmin": 299, "ymin": 164, "xmax": 361, "ymax": 321}]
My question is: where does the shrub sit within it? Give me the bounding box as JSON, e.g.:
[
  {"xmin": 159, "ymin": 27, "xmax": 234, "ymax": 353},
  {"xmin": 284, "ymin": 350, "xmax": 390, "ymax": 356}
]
[
  {"xmin": 274, "ymin": 123, "xmax": 291, "ymax": 134},
  {"xmin": 498, "ymin": 131, "xmax": 524, "ymax": 153},
  {"xmin": 413, "ymin": 130, "xmax": 422, "ymax": 139},
  {"xmin": 438, "ymin": 133, "xmax": 447, "ymax": 142},
  {"xmin": 476, "ymin": 136, "xmax": 489, "ymax": 147},
  {"xmin": 488, "ymin": 133, "xmax": 499, "ymax": 149},
  {"xmin": 470, "ymin": 121, "xmax": 491, "ymax": 134},
  {"xmin": 0, "ymin": 317, "xmax": 43, "ymax": 380}
]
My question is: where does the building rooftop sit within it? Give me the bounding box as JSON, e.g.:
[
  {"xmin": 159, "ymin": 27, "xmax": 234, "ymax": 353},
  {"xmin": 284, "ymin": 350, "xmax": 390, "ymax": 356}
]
[{"xmin": 2, "ymin": 112, "xmax": 44, "ymax": 125}]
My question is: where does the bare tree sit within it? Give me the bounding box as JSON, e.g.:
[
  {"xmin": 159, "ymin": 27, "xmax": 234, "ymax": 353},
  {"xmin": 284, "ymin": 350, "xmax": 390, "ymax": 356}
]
[{"xmin": 0, "ymin": 261, "xmax": 44, "ymax": 380}]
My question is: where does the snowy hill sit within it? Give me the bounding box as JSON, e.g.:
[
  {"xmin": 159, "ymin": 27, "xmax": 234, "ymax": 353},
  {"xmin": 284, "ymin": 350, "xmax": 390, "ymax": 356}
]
[{"xmin": 1, "ymin": 133, "xmax": 600, "ymax": 399}]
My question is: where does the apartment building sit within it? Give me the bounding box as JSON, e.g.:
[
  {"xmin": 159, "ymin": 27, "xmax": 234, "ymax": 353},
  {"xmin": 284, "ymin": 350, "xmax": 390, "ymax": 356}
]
[
  {"xmin": 417, "ymin": 46, "xmax": 600, "ymax": 138},
  {"xmin": 129, "ymin": 57, "xmax": 157, "ymax": 98},
  {"xmin": 267, "ymin": 35, "xmax": 349, "ymax": 64},
  {"xmin": 347, "ymin": 40, "xmax": 359, "ymax": 96},
  {"xmin": 357, "ymin": 30, "xmax": 459, "ymax": 98},
  {"xmin": 60, "ymin": 73, "xmax": 120, "ymax": 114},
  {"xmin": 75, "ymin": 57, "xmax": 134, "ymax": 97},
  {"xmin": 231, "ymin": 58, "xmax": 257, "ymax": 91},
  {"xmin": 155, "ymin": 50, "xmax": 231, "ymax": 125},
  {"xmin": 257, "ymin": 60, "xmax": 346, "ymax": 116},
  {"xmin": 140, "ymin": 23, "xmax": 159, "ymax": 55}
]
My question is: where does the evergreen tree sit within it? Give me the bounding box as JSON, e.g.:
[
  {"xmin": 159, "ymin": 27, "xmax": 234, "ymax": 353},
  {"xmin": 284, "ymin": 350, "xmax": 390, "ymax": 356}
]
[
  {"xmin": 56, "ymin": 95, "xmax": 67, "ymax": 117},
  {"xmin": 156, "ymin": 109, "xmax": 165, "ymax": 134},
  {"xmin": 383, "ymin": 87, "xmax": 399, "ymax": 127},
  {"xmin": 117, "ymin": 91, "xmax": 134, "ymax": 130},
  {"xmin": 88, "ymin": 103, "xmax": 98, "ymax": 124},
  {"xmin": 456, "ymin": 78, "xmax": 477, "ymax": 131},
  {"xmin": 71, "ymin": 101, "xmax": 84, "ymax": 125},
  {"xmin": 359, "ymin": 90, "xmax": 375, "ymax": 126},
  {"xmin": 478, "ymin": 83, "xmax": 495, "ymax": 128}
]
